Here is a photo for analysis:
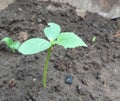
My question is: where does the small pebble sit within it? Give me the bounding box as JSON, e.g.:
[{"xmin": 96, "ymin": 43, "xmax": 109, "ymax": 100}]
[
  {"xmin": 65, "ymin": 74, "xmax": 73, "ymax": 84},
  {"xmin": 83, "ymin": 65, "xmax": 89, "ymax": 70},
  {"xmin": 82, "ymin": 79, "xmax": 89, "ymax": 86},
  {"xmin": 33, "ymin": 78, "xmax": 36, "ymax": 82},
  {"xmin": 76, "ymin": 85, "xmax": 88, "ymax": 95},
  {"xmin": 18, "ymin": 31, "xmax": 28, "ymax": 42},
  {"xmin": 9, "ymin": 79, "xmax": 16, "ymax": 87},
  {"xmin": 18, "ymin": 8, "xmax": 22, "ymax": 11}
]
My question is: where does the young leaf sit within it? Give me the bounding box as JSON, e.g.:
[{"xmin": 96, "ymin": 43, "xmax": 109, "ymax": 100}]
[
  {"xmin": 44, "ymin": 22, "xmax": 61, "ymax": 41},
  {"xmin": 55, "ymin": 32, "xmax": 87, "ymax": 48},
  {"xmin": 1, "ymin": 37, "xmax": 13, "ymax": 47},
  {"xmin": 19, "ymin": 38, "xmax": 51, "ymax": 55},
  {"xmin": 10, "ymin": 41, "xmax": 21, "ymax": 50}
]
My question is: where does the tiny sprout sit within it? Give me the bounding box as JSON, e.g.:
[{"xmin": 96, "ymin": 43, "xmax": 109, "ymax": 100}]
[
  {"xmin": 1, "ymin": 37, "xmax": 21, "ymax": 52},
  {"xmin": 18, "ymin": 22, "xmax": 87, "ymax": 88},
  {"xmin": 92, "ymin": 36, "xmax": 96, "ymax": 42}
]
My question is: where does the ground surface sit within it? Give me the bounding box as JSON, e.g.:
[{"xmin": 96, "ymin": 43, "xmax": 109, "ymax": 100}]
[{"xmin": 0, "ymin": 0, "xmax": 120, "ymax": 101}]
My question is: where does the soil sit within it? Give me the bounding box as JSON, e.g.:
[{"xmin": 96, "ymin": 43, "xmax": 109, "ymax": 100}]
[{"xmin": 0, "ymin": 0, "xmax": 120, "ymax": 101}]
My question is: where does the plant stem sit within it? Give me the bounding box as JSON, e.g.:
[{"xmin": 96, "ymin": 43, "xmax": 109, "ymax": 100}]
[{"xmin": 43, "ymin": 46, "xmax": 52, "ymax": 88}]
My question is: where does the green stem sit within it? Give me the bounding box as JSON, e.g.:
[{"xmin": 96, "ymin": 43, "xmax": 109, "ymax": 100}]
[{"xmin": 43, "ymin": 46, "xmax": 52, "ymax": 88}]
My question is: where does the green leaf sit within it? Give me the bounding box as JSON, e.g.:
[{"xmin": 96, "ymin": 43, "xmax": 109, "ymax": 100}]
[
  {"xmin": 19, "ymin": 38, "xmax": 51, "ymax": 55},
  {"xmin": 44, "ymin": 22, "xmax": 61, "ymax": 41},
  {"xmin": 1, "ymin": 37, "xmax": 13, "ymax": 47},
  {"xmin": 10, "ymin": 41, "xmax": 21, "ymax": 50},
  {"xmin": 55, "ymin": 32, "xmax": 87, "ymax": 48}
]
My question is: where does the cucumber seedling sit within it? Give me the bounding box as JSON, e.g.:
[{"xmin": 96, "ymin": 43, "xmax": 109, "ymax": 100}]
[
  {"xmin": 18, "ymin": 22, "xmax": 87, "ymax": 88},
  {"xmin": 1, "ymin": 37, "xmax": 21, "ymax": 52}
]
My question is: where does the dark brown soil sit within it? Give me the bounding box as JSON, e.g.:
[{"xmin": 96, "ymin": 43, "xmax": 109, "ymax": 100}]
[{"xmin": 0, "ymin": 0, "xmax": 120, "ymax": 101}]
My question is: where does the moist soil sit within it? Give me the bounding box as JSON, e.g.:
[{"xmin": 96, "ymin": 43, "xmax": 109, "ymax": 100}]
[{"xmin": 0, "ymin": 0, "xmax": 120, "ymax": 101}]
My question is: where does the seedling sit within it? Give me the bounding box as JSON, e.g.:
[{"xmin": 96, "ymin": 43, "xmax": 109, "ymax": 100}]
[
  {"xmin": 18, "ymin": 22, "xmax": 87, "ymax": 88},
  {"xmin": 92, "ymin": 36, "xmax": 96, "ymax": 42},
  {"xmin": 1, "ymin": 37, "xmax": 21, "ymax": 52}
]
